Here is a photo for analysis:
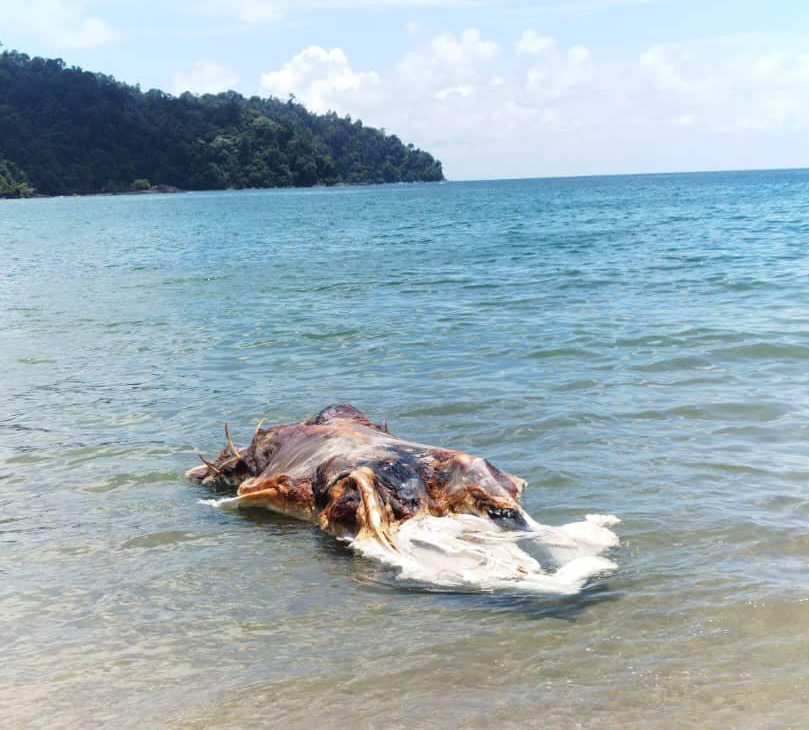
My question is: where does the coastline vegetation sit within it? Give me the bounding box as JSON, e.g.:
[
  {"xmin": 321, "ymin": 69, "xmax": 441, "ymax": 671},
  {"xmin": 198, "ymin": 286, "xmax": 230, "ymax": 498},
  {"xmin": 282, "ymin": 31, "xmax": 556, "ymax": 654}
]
[
  {"xmin": 0, "ymin": 48, "xmax": 444, "ymax": 196},
  {"xmin": 0, "ymin": 157, "xmax": 34, "ymax": 197}
]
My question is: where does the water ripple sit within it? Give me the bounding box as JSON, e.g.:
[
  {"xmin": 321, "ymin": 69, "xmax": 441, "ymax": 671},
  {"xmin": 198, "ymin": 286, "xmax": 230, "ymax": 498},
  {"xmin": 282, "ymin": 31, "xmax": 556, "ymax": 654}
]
[{"xmin": 1, "ymin": 172, "xmax": 808, "ymax": 729}]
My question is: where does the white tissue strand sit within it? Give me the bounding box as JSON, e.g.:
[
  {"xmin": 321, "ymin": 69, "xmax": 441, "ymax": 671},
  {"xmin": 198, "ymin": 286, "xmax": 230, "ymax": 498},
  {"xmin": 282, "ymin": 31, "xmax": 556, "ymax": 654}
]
[{"xmin": 349, "ymin": 512, "xmax": 620, "ymax": 595}]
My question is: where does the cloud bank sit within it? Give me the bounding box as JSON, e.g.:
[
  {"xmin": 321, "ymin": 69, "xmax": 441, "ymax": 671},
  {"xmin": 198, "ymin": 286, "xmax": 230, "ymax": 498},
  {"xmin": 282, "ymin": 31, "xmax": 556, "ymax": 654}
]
[
  {"xmin": 0, "ymin": 0, "xmax": 121, "ymax": 49},
  {"xmin": 254, "ymin": 28, "xmax": 809, "ymax": 178},
  {"xmin": 172, "ymin": 61, "xmax": 241, "ymax": 95}
]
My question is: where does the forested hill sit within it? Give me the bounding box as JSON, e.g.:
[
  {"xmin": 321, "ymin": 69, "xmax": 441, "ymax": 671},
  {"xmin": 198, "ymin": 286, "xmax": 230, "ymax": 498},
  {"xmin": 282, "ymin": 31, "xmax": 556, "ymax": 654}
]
[{"xmin": 0, "ymin": 49, "xmax": 444, "ymax": 196}]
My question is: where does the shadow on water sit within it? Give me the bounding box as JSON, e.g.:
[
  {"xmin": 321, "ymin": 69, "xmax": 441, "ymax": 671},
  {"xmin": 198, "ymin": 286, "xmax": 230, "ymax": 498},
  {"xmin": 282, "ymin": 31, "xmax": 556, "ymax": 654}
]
[
  {"xmin": 427, "ymin": 581, "xmax": 622, "ymax": 621},
  {"xmin": 349, "ymin": 553, "xmax": 622, "ymax": 621}
]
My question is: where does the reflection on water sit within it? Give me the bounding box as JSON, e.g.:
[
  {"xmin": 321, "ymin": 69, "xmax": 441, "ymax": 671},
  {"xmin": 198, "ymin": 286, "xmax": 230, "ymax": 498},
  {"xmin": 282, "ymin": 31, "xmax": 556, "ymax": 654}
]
[{"xmin": 1, "ymin": 172, "xmax": 808, "ymax": 728}]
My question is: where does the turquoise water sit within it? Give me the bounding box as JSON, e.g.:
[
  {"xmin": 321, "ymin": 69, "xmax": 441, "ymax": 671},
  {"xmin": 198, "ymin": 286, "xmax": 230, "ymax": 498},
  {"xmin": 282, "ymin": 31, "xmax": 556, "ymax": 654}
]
[{"xmin": 2, "ymin": 172, "xmax": 808, "ymax": 728}]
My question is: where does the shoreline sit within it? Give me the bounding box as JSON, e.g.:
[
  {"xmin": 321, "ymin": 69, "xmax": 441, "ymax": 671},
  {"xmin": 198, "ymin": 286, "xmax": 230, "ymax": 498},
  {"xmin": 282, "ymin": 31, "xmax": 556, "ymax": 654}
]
[
  {"xmin": 6, "ymin": 165, "xmax": 807, "ymax": 200},
  {"xmin": 0, "ymin": 178, "xmax": 446, "ymax": 200},
  {"xmin": 0, "ymin": 184, "xmax": 183, "ymax": 200},
  {"xmin": 0, "ymin": 178, "xmax": 450, "ymax": 200}
]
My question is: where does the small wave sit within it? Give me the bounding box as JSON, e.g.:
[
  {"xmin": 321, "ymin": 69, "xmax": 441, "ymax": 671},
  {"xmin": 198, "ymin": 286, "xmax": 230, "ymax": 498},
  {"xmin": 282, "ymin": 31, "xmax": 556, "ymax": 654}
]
[
  {"xmin": 712, "ymin": 342, "xmax": 809, "ymax": 361},
  {"xmin": 626, "ymin": 401, "xmax": 787, "ymax": 422},
  {"xmin": 120, "ymin": 530, "xmax": 208, "ymax": 550},
  {"xmin": 631, "ymin": 355, "xmax": 713, "ymax": 372},
  {"xmin": 400, "ymin": 401, "xmax": 488, "ymax": 417},
  {"xmin": 525, "ymin": 346, "xmax": 596, "ymax": 360}
]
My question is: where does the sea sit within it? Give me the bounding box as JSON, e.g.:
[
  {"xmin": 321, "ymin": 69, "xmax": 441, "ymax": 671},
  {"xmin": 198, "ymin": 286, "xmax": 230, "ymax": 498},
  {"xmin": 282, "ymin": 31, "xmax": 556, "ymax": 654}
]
[{"xmin": 1, "ymin": 171, "xmax": 808, "ymax": 728}]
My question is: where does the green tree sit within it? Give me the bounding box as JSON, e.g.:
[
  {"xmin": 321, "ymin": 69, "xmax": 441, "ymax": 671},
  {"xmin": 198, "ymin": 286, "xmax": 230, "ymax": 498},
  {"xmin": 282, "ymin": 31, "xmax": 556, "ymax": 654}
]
[
  {"xmin": 0, "ymin": 158, "xmax": 34, "ymax": 197},
  {"xmin": 0, "ymin": 48, "xmax": 444, "ymax": 195}
]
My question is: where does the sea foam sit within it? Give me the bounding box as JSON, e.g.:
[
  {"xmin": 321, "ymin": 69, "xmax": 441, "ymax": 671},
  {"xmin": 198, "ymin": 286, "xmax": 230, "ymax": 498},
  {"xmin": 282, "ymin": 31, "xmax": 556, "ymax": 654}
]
[
  {"xmin": 349, "ymin": 512, "xmax": 620, "ymax": 595},
  {"xmin": 201, "ymin": 498, "xmax": 619, "ymax": 595}
]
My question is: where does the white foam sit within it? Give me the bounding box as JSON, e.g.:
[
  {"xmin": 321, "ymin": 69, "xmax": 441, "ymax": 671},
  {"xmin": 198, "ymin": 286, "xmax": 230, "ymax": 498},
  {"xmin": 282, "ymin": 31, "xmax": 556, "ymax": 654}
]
[
  {"xmin": 201, "ymin": 497, "xmax": 620, "ymax": 595},
  {"xmin": 349, "ymin": 512, "xmax": 620, "ymax": 595}
]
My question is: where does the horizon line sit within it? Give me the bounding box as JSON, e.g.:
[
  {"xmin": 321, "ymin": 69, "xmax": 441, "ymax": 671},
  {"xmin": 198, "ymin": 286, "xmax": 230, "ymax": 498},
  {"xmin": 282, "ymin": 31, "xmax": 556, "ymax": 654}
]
[{"xmin": 449, "ymin": 164, "xmax": 809, "ymax": 184}]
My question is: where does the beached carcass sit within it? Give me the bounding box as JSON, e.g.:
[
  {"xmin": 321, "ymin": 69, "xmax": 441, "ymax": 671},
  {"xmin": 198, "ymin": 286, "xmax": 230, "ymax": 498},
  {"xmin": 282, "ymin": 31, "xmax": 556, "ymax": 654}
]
[{"xmin": 187, "ymin": 403, "xmax": 620, "ymax": 593}]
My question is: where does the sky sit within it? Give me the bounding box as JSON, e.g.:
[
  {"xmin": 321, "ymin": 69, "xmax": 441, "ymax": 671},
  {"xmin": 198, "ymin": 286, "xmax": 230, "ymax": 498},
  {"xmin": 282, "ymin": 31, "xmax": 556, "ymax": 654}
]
[{"xmin": 2, "ymin": 1, "xmax": 809, "ymax": 180}]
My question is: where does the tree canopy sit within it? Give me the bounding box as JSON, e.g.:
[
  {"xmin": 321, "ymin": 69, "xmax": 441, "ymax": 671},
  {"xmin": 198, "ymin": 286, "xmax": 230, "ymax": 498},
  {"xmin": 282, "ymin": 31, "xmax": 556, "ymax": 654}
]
[
  {"xmin": 0, "ymin": 49, "xmax": 444, "ymax": 195},
  {"xmin": 0, "ymin": 157, "xmax": 33, "ymax": 197}
]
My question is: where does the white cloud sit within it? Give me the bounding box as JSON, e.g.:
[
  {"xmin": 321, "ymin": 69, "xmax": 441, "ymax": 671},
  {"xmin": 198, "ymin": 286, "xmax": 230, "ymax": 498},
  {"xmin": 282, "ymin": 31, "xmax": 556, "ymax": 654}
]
[
  {"xmin": 524, "ymin": 38, "xmax": 594, "ymax": 101},
  {"xmin": 672, "ymin": 113, "xmax": 697, "ymax": 126},
  {"xmin": 732, "ymin": 50, "xmax": 809, "ymax": 130},
  {"xmin": 515, "ymin": 29, "xmax": 556, "ymax": 57},
  {"xmin": 543, "ymin": 0, "xmax": 660, "ymax": 11},
  {"xmin": 0, "ymin": 0, "xmax": 121, "ymax": 49},
  {"xmin": 734, "ymin": 95, "xmax": 809, "ymax": 132},
  {"xmin": 257, "ymin": 32, "xmax": 809, "ymax": 179},
  {"xmin": 195, "ymin": 0, "xmax": 481, "ymax": 26},
  {"xmin": 568, "ymin": 45, "xmax": 591, "ymax": 65},
  {"xmin": 259, "ymin": 46, "xmax": 380, "ymax": 112},
  {"xmin": 639, "ymin": 45, "xmax": 695, "ymax": 93},
  {"xmin": 435, "ymin": 84, "xmax": 474, "ymax": 100},
  {"xmin": 395, "ymin": 28, "xmax": 499, "ymax": 89},
  {"xmin": 256, "ymin": 27, "xmax": 609, "ymax": 179},
  {"xmin": 195, "ymin": 0, "xmax": 286, "ymax": 25},
  {"xmin": 172, "ymin": 61, "xmax": 241, "ymax": 95},
  {"xmin": 430, "ymin": 27, "xmax": 499, "ymax": 65},
  {"xmin": 257, "ymin": 27, "xmax": 594, "ymax": 169},
  {"xmin": 305, "ymin": 0, "xmax": 481, "ymax": 5},
  {"xmin": 634, "ymin": 37, "xmax": 809, "ymax": 138},
  {"xmin": 750, "ymin": 51, "xmax": 809, "ymax": 85},
  {"xmin": 503, "ymin": 99, "xmax": 539, "ymax": 121}
]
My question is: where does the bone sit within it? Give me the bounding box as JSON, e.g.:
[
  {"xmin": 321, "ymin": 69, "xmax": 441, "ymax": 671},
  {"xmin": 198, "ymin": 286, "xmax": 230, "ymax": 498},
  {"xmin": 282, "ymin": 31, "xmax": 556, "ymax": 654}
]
[
  {"xmin": 224, "ymin": 423, "xmax": 242, "ymax": 460},
  {"xmin": 197, "ymin": 452, "xmax": 221, "ymax": 476}
]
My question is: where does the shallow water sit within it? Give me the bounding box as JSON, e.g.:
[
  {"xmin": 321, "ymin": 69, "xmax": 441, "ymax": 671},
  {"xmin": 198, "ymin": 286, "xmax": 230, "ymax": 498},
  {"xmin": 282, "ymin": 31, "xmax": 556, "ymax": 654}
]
[{"xmin": 2, "ymin": 172, "xmax": 808, "ymax": 728}]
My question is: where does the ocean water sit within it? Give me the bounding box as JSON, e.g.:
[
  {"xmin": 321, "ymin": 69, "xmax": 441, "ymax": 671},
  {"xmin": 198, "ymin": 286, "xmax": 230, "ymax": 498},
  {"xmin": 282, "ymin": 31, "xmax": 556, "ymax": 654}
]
[{"xmin": 1, "ymin": 171, "xmax": 808, "ymax": 728}]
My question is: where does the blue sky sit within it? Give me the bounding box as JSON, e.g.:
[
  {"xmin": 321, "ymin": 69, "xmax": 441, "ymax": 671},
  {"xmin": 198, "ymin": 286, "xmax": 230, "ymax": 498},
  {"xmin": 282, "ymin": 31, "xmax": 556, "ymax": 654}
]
[{"xmin": 2, "ymin": 1, "xmax": 809, "ymax": 179}]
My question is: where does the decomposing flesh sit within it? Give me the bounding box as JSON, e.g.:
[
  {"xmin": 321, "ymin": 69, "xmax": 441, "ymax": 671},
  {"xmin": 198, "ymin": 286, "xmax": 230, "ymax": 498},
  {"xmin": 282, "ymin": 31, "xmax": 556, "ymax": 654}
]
[
  {"xmin": 187, "ymin": 404, "xmax": 621, "ymax": 593},
  {"xmin": 186, "ymin": 403, "xmax": 530, "ymax": 547}
]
